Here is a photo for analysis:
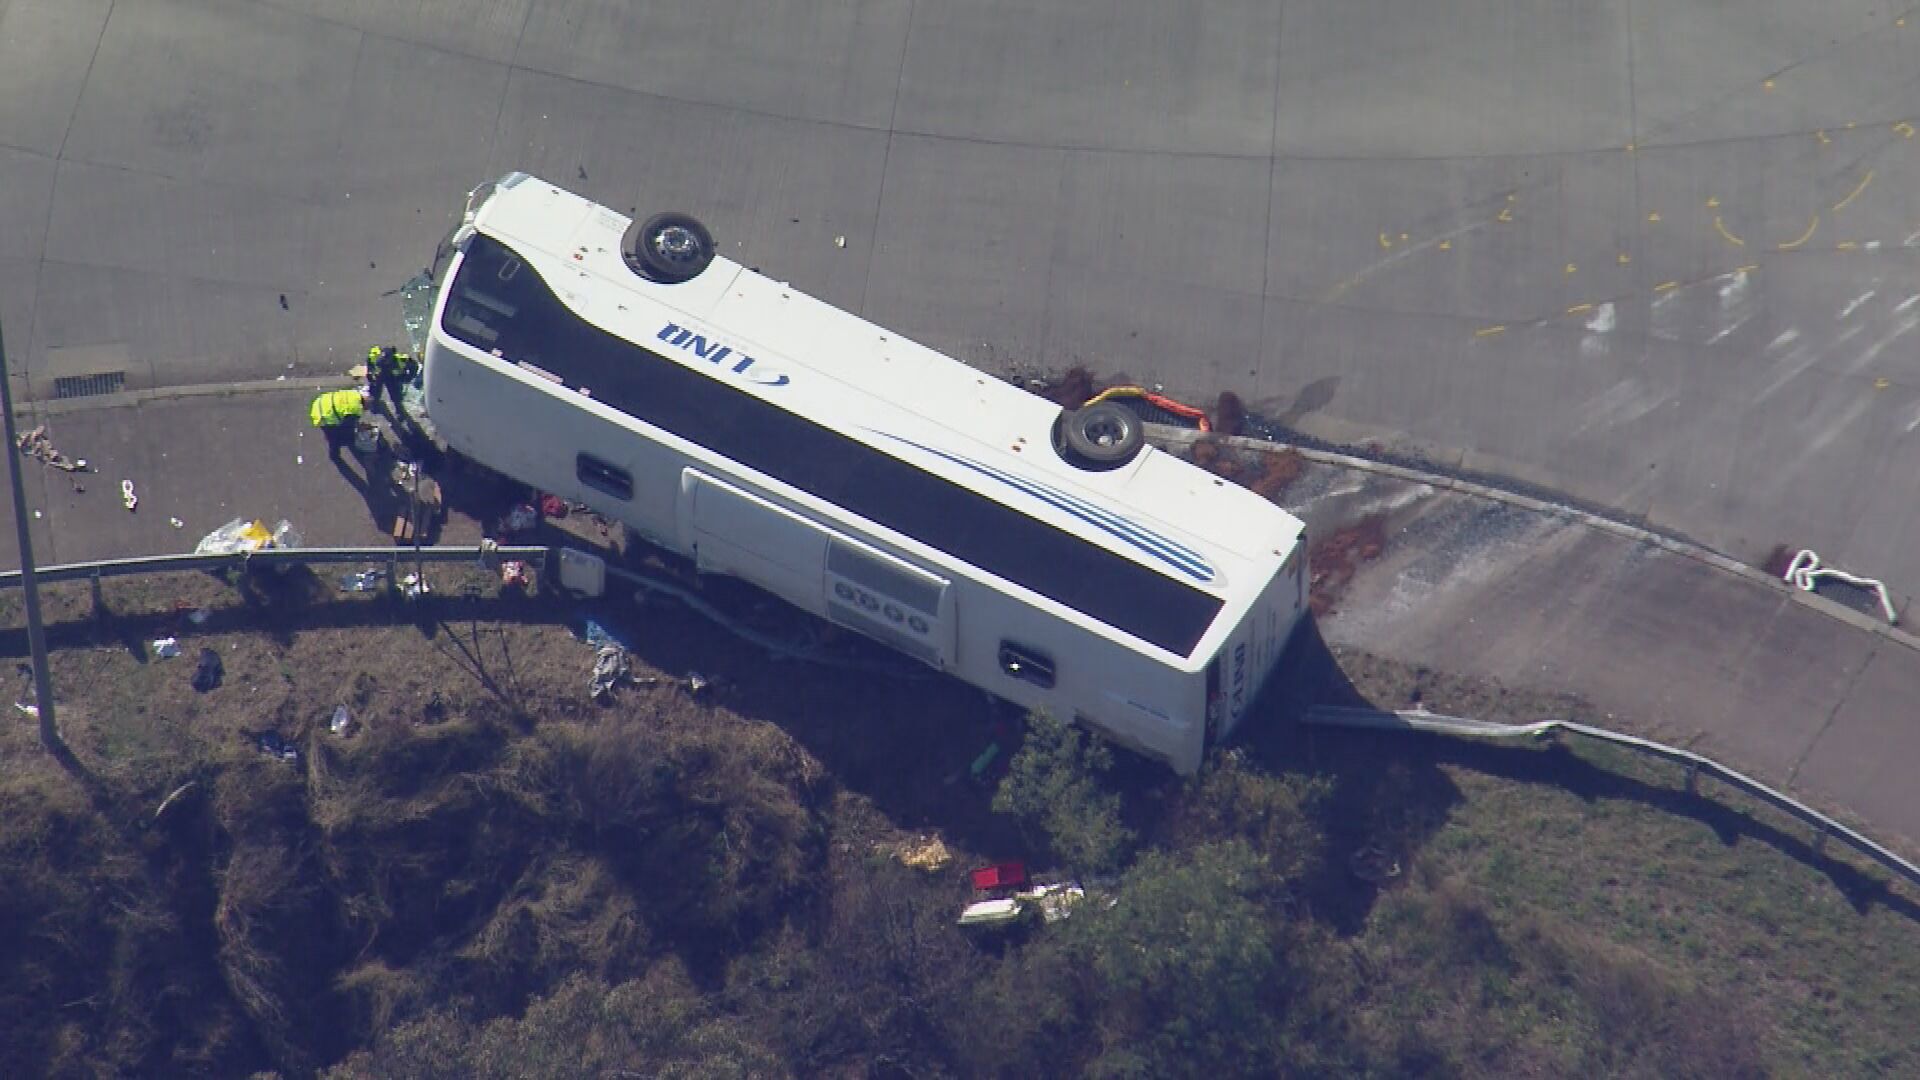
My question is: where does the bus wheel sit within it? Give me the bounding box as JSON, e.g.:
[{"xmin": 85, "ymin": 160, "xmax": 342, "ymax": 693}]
[
  {"xmin": 624, "ymin": 212, "xmax": 715, "ymax": 284},
  {"xmin": 1059, "ymin": 401, "xmax": 1145, "ymax": 469}
]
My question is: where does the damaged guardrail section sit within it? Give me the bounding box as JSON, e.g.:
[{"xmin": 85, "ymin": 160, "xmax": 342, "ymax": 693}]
[{"xmin": 1307, "ymin": 705, "xmax": 1920, "ymax": 893}]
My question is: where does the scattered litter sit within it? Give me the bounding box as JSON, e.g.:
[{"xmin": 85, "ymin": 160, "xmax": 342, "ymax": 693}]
[
  {"xmin": 1783, "ymin": 549, "xmax": 1900, "ymax": 624},
  {"xmin": 195, "ymin": 518, "xmax": 298, "ymax": 555},
  {"xmin": 121, "ymin": 480, "xmax": 137, "ymax": 511},
  {"xmin": 888, "ymin": 835, "xmax": 953, "ymax": 872},
  {"xmin": 32, "ymin": 510, "xmax": 41, "ymax": 519},
  {"xmin": 186, "ymin": 609, "xmax": 210, "ymax": 626},
  {"xmin": 1348, "ymin": 844, "xmax": 1403, "ymax": 885},
  {"xmin": 580, "ymin": 616, "xmax": 638, "ymax": 651},
  {"xmin": 15, "ymin": 702, "xmax": 39, "ymax": 718},
  {"xmin": 1025, "ymin": 882, "xmax": 1085, "ymax": 924},
  {"xmin": 353, "ymin": 423, "xmax": 381, "ymax": 456},
  {"xmin": 538, "ymin": 493, "xmax": 568, "ymax": 519},
  {"xmin": 191, "ymin": 648, "xmax": 224, "ymax": 693},
  {"xmin": 399, "ymin": 572, "xmax": 431, "ymax": 598},
  {"xmin": 500, "ymin": 560, "xmax": 529, "ymax": 589},
  {"xmin": 329, "ymin": 705, "xmax": 355, "ymax": 737},
  {"xmin": 16, "ymin": 425, "xmax": 87, "ymax": 472},
  {"xmin": 590, "ymin": 645, "xmax": 631, "ymax": 702},
  {"xmin": 958, "ymin": 898, "xmax": 1022, "ymax": 927},
  {"xmin": 255, "ymin": 730, "xmax": 301, "ymax": 765},
  {"xmin": 170, "ymin": 518, "xmax": 184, "ymax": 529},
  {"xmin": 338, "ymin": 567, "xmax": 386, "ymax": 592},
  {"xmin": 685, "ymin": 671, "xmax": 712, "ymax": 696},
  {"xmin": 969, "ymin": 741, "xmax": 1003, "ymax": 783},
  {"xmin": 295, "ymin": 454, "xmax": 303, "ymax": 465},
  {"xmin": 502, "ymin": 503, "xmax": 538, "ymax": 535},
  {"xmin": 834, "ymin": 235, "xmax": 847, "ymax": 249},
  {"xmin": 970, "ymin": 862, "xmax": 1028, "ymax": 895},
  {"xmin": 151, "ymin": 637, "xmax": 181, "ymax": 659},
  {"xmin": 957, "ymin": 883, "xmax": 1084, "ymax": 929}
]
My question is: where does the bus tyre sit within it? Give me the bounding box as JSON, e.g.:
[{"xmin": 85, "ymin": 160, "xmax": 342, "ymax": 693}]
[
  {"xmin": 624, "ymin": 212, "xmax": 715, "ymax": 284},
  {"xmin": 1060, "ymin": 402, "xmax": 1145, "ymax": 469}
]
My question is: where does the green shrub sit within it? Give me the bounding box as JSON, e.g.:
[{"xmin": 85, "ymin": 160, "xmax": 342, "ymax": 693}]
[{"xmin": 992, "ymin": 711, "xmax": 1134, "ymax": 875}]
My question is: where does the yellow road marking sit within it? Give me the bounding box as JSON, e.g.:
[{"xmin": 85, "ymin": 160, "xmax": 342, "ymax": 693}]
[
  {"xmin": 1647, "ymin": 211, "xmax": 1661, "ymax": 222},
  {"xmin": 1877, "ymin": 377, "xmax": 1893, "ymax": 390},
  {"xmin": 1496, "ymin": 207, "xmax": 1514, "ymax": 223},
  {"xmin": 1817, "ymin": 130, "xmax": 1830, "ymax": 145},
  {"xmin": 1837, "ymin": 241, "xmax": 1859, "ymax": 250},
  {"xmin": 1379, "ymin": 232, "xmax": 1392, "ymax": 249},
  {"xmin": 1896, "ymin": 122, "xmax": 1916, "ymax": 139},
  {"xmin": 1735, "ymin": 264, "xmax": 1759, "ymax": 274},
  {"xmin": 1565, "ymin": 263, "xmax": 1577, "ymax": 274},
  {"xmin": 1713, "ymin": 216, "xmax": 1745, "ymax": 246},
  {"xmin": 1832, "ymin": 170, "xmax": 1874, "ymax": 213},
  {"xmin": 1617, "ymin": 252, "xmax": 1631, "ymax": 265},
  {"xmin": 1655, "ymin": 281, "xmax": 1680, "ymax": 292},
  {"xmin": 1475, "ymin": 325, "xmax": 1506, "ymax": 337},
  {"xmin": 1778, "ymin": 215, "xmax": 1820, "ymax": 250},
  {"xmin": 1763, "ymin": 79, "xmax": 1776, "ymax": 91},
  {"xmin": 1438, "ymin": 240, "xmax": 1452, "ymax": 251},
  {"xmin": 1567, "ymin": 303, "xmax": 1594, "ymax": 315}
]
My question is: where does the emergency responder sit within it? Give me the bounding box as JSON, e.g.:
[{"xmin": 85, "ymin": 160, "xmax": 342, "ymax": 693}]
[
  {"xmin": 310, "ymin": 387, "xmax": 367, "ymax": 461},
  {"xmin": 366, "ymin": 345, "xmax": 419, "ymax": 417}
]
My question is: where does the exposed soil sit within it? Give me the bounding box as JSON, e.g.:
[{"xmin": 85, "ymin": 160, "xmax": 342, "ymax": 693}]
[{"xmin": 1306, "ymin": 514, "xmax": 1389, "ymax": 616}]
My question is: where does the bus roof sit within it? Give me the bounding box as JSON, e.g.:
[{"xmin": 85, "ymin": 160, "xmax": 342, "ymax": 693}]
[{"xmin": 468, "ymin": 175, "xmax": 1305, "ymax": 647}]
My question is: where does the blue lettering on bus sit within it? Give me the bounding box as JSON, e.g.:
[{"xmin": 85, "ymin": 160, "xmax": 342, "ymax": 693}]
[{"xmin": 657, "ymin": 322, "xmax": 790, "ymax": 387}]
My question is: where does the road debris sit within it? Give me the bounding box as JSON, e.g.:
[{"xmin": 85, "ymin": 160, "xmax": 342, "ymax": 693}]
[
  {"xmin": 254, "ymin": 730, "xmax": 301, "ymax": 766},
  {"xmin": 1783, "ymin": 549, "xmax": 1900, "ymax": 624},
  {"xmin": 886, "ymin": 835, "xmax": 954, "ymax": 872},
  {"xmin": 151, "ymin": 637, "xmax": 182, "ymax": 660},
  {"xmin": 15, "ymin": 425, "xmax": 87, "ymax": 472},
  {"xmin": 338, "ymin": 568, "xmax": 386, "ymax": 592},
  {"xmin": 329, "ymin": 705, "xmax": 356, "ymax": 737},
  {"xmin": 958, "ymin": 881, "xmax": 1086, "ymax": 928},
  {"xmin": 590, "ymin": 645, "xmax": 632, "ymax": 702}
]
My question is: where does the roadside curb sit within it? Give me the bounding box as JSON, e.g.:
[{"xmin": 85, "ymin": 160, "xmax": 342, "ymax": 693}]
[
  {"xmin": 28, "ymin": 375, "xmax": 348, "ymax": 417},
  {"xmin": 1145, "ymin": 424, "xmax": 1920, "ymax": 655}
]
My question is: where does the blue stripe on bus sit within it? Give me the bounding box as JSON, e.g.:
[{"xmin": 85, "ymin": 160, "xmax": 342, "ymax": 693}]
[{"xmin": 870, "ymin": 432, "xmax": 1217, "ymax": 583}]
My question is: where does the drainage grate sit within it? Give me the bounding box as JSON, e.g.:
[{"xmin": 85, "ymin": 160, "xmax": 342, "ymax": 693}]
[{"xmin": 53, "ymin": 372, "xmax": 126, "ymax": 399}]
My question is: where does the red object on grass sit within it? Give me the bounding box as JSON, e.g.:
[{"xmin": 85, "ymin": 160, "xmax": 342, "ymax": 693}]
[{"xmin": 970, "ymin": 862, "xmax": 1028, "ymax": 892}]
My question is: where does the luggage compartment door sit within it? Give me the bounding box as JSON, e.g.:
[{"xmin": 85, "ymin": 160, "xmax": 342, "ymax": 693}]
[{"xmin": 680, "ymin": 469, "xmax": 830, "ymax": 615}]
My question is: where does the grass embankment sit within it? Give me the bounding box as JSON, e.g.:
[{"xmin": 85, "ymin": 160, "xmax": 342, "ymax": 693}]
[{"xmin": 0, "ymin": 568, "xmax": 1914, "ymax": 1077}]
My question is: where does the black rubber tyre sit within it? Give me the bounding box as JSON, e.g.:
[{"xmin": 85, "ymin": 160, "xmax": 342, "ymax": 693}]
[
  {"xmin": 1059, "ymin": 401, "xmax": 1145, "ymax": 469},
  {"xmin": 623, "ymin": 211, "xmax": 716, "ymax": 284}
]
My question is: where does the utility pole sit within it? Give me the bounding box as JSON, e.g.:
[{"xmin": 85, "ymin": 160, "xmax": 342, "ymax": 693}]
[{"xmin": 0, "ymin": 317, "xmax": 70, "ymax": 771}]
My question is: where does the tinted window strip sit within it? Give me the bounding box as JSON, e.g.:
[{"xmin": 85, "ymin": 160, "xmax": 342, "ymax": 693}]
[{"xmin": 443, "ymin": 235, "xmax": 1222, "ymax": 655}]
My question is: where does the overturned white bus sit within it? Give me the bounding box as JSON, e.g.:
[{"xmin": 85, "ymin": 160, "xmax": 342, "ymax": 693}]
[{"xmin": 421, "ymin": 172, "xmax": 1307, "ymax": 774}]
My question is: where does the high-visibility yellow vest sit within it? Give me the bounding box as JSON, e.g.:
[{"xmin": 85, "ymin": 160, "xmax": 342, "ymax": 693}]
[{"xmin": 310, "ymin": 389, "xmax": 364, "ymax": 429}]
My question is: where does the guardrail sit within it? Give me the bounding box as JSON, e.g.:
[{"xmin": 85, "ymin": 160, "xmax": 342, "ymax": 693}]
[
  {"xmin": 0, "ymin": 544, "xmax": 553, "ymax": 592},
  {"xmin": 1306, "ymin": 705, "xmax": 1920, "ymax": 893}
]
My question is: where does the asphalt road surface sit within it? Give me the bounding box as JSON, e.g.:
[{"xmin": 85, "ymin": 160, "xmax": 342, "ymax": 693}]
[{"xmin": 0, "ymin": 1, "xmax": 1915, "ymax": 809}]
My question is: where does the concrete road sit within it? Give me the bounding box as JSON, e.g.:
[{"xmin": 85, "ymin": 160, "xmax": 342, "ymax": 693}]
[
  {"xmin": 1301, "ymin": 462, "xmax": 1920, "ymax": 855},
  {"xmin": 0, "ymin": 3, "xmax": 1915, "ymax": 822},
  {"xmin": 3, "ymin": 0, "xmax": 1915, "ymax": 601}
]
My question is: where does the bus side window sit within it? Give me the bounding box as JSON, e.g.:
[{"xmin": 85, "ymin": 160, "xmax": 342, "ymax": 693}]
[
  {"xmin": 998, "ymin": 642, "xmax": 1055, "ymax": 689},
  {"xmin": 577, "ymin": 454, "xmax": 633, "ymax": 500}
]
